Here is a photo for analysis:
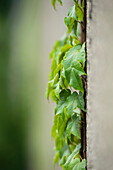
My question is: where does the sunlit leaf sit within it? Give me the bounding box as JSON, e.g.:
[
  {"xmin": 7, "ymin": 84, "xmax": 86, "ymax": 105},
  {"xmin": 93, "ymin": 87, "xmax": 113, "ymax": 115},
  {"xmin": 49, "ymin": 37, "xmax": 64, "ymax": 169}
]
[
  {"xmin": 75, "ymin": 3, "xmax": 84, "ymax": 22},
  {"xmin": 64, "ymin": 5, "xmax": 77, "ymax": 32}
]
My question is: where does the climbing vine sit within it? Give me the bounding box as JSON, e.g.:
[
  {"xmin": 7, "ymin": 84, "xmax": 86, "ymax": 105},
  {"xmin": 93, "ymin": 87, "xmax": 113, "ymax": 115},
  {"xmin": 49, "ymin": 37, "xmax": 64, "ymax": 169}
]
[{"xmin": 46, "ymin": 0, "xmax": 86, "ymax": 169}]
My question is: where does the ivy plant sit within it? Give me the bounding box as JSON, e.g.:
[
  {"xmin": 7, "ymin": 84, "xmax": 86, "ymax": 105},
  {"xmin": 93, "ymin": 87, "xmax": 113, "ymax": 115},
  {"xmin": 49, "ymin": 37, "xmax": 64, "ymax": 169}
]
[{"xmin": 46, "ymin": 0, "xmax": 86, "ymax": 169}]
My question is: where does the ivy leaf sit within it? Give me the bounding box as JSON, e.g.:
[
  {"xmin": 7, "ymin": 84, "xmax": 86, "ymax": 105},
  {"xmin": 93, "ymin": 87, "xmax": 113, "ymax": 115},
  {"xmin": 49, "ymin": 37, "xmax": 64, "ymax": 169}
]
[
  {"xmin": 65, "ymin": 67, "xmax": 84, "ymax": 93},
  {"xmin": 55, "ymin": 63, "xmax": 62, "ymax": 75},
  {"xmin": 66, "ymin": 91, "xmax": 85, "ymax": 114},
  {"xmin": 52, "ymin": 0, "xmax": 62, "ymax": 9},
  {"xmin": 63, "ymin": 144, "xmax": 81, "ymax": 169},
  {"xmin": 51, "ymin": 116, "xmax": 57, "ymax": 138},
  {"xmin": 46, "ymin": 82, "xmax": 51, "ymax": 100},
  {"xmin": 54, "ymin": 82, "xmax": 60, "ymax": 100},
  {"xmin": 66, "ymin": 92, "xmax": 78, "ymax": 117},
  {"xmin": 82, "ymin": 0, "xmax": 84, "ymax": 9},
  {"xmin": 52, "ymin": 113, "xmax": 67, "ymax": 139},
  {"xmin": 47, "ymin": 66, "xmax": 63, "ymax": 100},
  {"xmin": 72, "ymin": 159, "xmax": 86, "ymax": 170},
  {"xmin": 71, "ymin": 61, "xmax": 86, "ymax": 76},
  {"xmin": 58, "ymin": 0, "xmax": 63, "ymax": 6},
  {"xmin": 49, "ymin": 37, "xmax": 67, "ymax": 59},
  {"xmin": 59, "ymin": 68, "xmax": 69, "ymax": 90},
  {"xmin": 59, "ymin": 148, "xmax": 71, "ymax": 166},
  {"xmin": 55, "ymin": 135, "xmax": 65, "ymax": 151},
  {"xmin": 46, "ymin": 73, "xmax": 59, "ymax": 100},
  {"xmin": 67, "ymin": 158, "xmax": 80, "ymax": 169},
  {"xmin": 60, "ymin": 44, "xmax": 72, "ymax": 53},
  {"xmin": 69, "ymin": 35, "xmax": 80, "ymax": 46},
  {"xmin": 50, "ymin": 89, "xmax": 57, "ymax": 101},
  {"xmin": 65, "ymin": 91, "xmax": 85, "ymax": 117},
  {"xmin": 63, "ymin": 44, "xmax": 85, "ymax": 70},
  {"xmin": 55, "ymin": 90, "xmax": 71, "ymax": 115},
  {"xmin": 66, "ymin": 118, "xmax": 81, "ymax": 140},
  {"xmin": 73, "ymin": 0, "xmax": 79, "ymax": 3},
  {"xmin": 63, "ymin": 44, "xmax": 86, "ymax": 92},
  {"xmin": 59, "ymin": 44, "xmax": 72, "ymax": 63},
  {"xmin": 52, "ymin": 0, "xmax": 56, "ymax": 9},
  {"xmin": 75, "ymin": 3, "xmax": 84, "ymax": 22},
  {"xmin": 49, "ymin": 57, "xmax": 57, "ymax": 80},
  {"xmin": 59, "ymin": 76, "xmax": 64, "ymax": 88},
  {"xmin": 64, "ymin": 5, "xmax": 77, "ymax": 32},
  {"xmin": 54, "ymin": 150, "xmax": 60, "ymax": 164}
]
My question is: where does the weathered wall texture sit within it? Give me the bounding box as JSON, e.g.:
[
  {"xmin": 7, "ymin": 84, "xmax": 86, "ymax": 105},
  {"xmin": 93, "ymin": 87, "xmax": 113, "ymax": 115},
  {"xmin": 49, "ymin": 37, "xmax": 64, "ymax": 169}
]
[{"xmin": 87, "ymin": 0, "xmax": 113, "ymax": 170}]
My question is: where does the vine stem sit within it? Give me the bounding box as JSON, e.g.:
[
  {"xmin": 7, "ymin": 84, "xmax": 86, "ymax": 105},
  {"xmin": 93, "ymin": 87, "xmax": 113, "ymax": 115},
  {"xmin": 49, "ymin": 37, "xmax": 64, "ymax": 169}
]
[
  {"xmin": 80, "ymin": 0, "xmax": 87, "ymax": 166},
  {"xmin": 78, "ymin": 21, "xmax": 85, "ymax": 29}
]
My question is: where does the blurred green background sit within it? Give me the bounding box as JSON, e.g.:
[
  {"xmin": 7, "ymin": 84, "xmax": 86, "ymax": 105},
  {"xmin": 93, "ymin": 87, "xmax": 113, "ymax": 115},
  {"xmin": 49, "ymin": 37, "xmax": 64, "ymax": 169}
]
[{"xmin": 0, "ymin": 0, "xmax": 72, "ymax": 169}]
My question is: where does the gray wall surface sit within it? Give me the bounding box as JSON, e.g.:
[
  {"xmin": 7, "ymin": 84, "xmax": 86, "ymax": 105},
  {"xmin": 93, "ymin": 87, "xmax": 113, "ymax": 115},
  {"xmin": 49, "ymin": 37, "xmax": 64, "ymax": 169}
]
[{"xmin": 87, "ymin": 0, "xmax": 113, "ymax": 170}]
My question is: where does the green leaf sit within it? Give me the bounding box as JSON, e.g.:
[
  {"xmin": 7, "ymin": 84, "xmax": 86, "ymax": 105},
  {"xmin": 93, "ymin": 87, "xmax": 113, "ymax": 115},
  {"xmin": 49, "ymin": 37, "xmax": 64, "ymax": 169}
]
[
  {"xmin": 66, "ymin": 118, "xmax": 81, "ymax": 140},
  {"xmin": 65, "ymin": 67, "xmax": 84, "ymax": 93},
  {"xmin": 58, "ymin": 0, "xmax": 62, "ymax": 6},
  {"xmin": 65, "ymin": 91, "xmax": 85, "ymax": 117},
  {"xmin": 59, "ymin": 44, "xmax": 72, "ymax": 63},
  {"xmin": 71, "ymin": 61, "xmax": 86, "ymax": 76},
  {"xmin": 67, "ymin": 158, "xmax": 80, "ymax": 169},
  {"xmin": 55, "ymin": 90, "xmax": 71, "ymax": 115},
  {"xmin": 46, "ymin": 82, "xmax": 51, "ymax": 100},
  {"xmin": 74, "ymin": 0, "xmax": 79, "ymax": 3},
  {"xmin": 82, "ymin": 0, "xmax": 84, "ymax": 9},
  {"xmin": 47, "ymin": 72, "xmax": 60, "ymax": 100},
  {"xmin": 64, "ymin": 5, "xmax": 77, "ymax": 32},
  {"xmin": 69, "ymin": 35, "xmax": 80, "ymax": 46},
  {"xmin": 52, "ymin": 0, "xmax": 62, "ymax": 9},
  {"xmin": 63, "ymin": 44, "xmax": 86, "ymax": 92},
  {"xmin": 75, "ymin": 4, "xmax": 84, "ymax": 22},
  {"xmin": 49, "ymin": 57, "xmax": 57, "ymax": 80},
  {"xmin": 65, "ymin": 91, "xmax": 85, "ymax": 114},
  {"xmin": 49, "ymin": 37, "xmax": 68, "ymax": 60},
  {"xmin": 78, "ymin": 91, "xmax": 85, "ymax": 111},
  {"xmin": 55, "ymin": 135, "xmax": 65, "ymax": 150},
  {"xmin": 61, "ymin": 44, "xmax": 72, "ymax": 53},
  {"xmin": 46, "ymin": 74, "xmax": 59, "ymax": 100},
  {"xmin": 59, "ymin": 73, "xmax": 69, "ymax": 90},
  {"xmin": 54, "ymin": 82, "xmax": 60, "ymax": 100},
  {"xmin": 51, "ymin": 121, "xmax": 57, "ymax": 138},
  {"xmin": 52, "ymin": 0, "xmax": 56, "ymax": 9},
  {"xmin": 59, "ymin": 76, "xmax": 64, "ymax": 88},
  {"xmin": 63, "ymin": 44, "xmax": 85, "ymax": 70},
  {"xmin": 54, "ymin": 150, "xmax": 60, "ymax": 164},
  {"xmin": 66, "ymin": 92, "xmax": 78, "ymax": 117},
  {"xmin": 59, "ymin": 148, "xmax": 71, "ymax": 166},
  {"xmin": 72, "ymin": 159, "xmax": 86, "ymax": 170},
  {"xmin": 63, "ymin": 144, "xmax": 81, "ymax": 169},
  {"xmin": 52, "ymin": 113, "xmax": 67, "ymax": 138},
  {"xmin": 50, "ymin": 89, "xmax": 57, "ymax": 101}
]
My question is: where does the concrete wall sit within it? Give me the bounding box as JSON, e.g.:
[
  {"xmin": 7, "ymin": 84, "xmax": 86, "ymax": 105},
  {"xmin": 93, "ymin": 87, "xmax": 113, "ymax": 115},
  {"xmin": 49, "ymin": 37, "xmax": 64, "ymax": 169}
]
[{"xmin": 87, "ymin": 0, "xmax": 113, "ymax": 169}]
